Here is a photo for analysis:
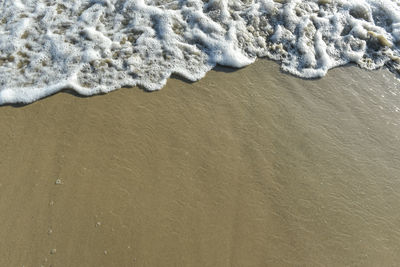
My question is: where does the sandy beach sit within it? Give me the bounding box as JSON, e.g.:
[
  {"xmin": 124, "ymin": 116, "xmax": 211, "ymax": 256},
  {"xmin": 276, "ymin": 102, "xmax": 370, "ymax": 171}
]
[{"xmin": 1, "ymin": 59, "xmax": 400, "ymax": 266}]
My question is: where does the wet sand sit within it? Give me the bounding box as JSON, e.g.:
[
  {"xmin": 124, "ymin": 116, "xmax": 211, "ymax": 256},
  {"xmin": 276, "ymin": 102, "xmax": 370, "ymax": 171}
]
[{"xmin": 1, "ymin": 60, "xmax": 400, "ymax": 266}]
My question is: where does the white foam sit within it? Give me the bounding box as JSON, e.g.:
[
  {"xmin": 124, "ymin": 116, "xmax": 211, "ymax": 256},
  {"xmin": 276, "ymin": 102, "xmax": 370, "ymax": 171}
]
[{"xmin": 0, "ymin": 0, "xmax": 400, "ymax": 104}]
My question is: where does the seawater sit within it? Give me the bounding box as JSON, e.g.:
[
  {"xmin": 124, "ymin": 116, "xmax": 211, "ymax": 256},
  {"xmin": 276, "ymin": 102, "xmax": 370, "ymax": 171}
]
[{"xmin": 0, "ymin": 0, "xmax": 400, "ymax": 104}]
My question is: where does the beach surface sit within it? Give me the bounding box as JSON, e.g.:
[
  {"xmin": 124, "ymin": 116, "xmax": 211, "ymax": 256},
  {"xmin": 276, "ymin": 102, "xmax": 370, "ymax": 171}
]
[{"xmin": 1, "ymin": 59, "xmax": 400, "ymax": 266}]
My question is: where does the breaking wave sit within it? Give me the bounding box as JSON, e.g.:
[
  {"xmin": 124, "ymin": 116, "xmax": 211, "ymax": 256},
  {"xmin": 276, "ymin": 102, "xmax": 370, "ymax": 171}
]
[{"xmin": 1, "ymin": 0, "xmax": 400, "ymax": 104}]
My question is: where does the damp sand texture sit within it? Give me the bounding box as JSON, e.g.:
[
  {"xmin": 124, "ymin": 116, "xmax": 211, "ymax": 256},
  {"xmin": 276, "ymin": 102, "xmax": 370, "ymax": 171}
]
[{"xmin": 1, "ymin": 60, "xmax": 400, "ymax": 266}]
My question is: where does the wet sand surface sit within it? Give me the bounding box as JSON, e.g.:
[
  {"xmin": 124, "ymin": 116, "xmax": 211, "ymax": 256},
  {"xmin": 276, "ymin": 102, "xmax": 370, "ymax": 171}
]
[{"xmin": 1, "ymin": 60, "xmax": 400, "ymax": 266}]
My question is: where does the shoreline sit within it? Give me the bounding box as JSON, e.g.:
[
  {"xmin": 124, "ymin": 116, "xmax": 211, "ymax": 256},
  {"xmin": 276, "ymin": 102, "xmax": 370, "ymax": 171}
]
[{"xmin": 2, "ymin": 58, "xmax": 397, "ymax": 107}]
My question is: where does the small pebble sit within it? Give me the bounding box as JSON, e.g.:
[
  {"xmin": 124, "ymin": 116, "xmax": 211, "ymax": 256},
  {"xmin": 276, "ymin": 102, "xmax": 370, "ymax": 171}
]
[
  {"xmin": 96, "ymin": 222, "xmax": 101, "ymax": 227},
  {"xmin": 104, "ymin": 250, "xmax": 108, "ymax": 255},
  {"xmin": 50, "ymin": 248, "xmax": 56, "ymax": 255},
  {"xmin": 55, "ymin": 178, "xmax": 63, "ymax": 185}
]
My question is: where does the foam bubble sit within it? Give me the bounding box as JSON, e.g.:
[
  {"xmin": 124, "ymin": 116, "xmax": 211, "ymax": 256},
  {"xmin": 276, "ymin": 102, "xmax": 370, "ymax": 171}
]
[{"xmin": 0, "ymin": 0, "xmax": 399, "ymax": 104}]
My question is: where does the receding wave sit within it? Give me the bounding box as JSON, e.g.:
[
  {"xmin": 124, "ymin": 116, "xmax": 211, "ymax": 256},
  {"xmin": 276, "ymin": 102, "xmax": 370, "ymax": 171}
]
[{"xmin": 0, "ymin": 0, "xmax": 400, "ymax": 104}]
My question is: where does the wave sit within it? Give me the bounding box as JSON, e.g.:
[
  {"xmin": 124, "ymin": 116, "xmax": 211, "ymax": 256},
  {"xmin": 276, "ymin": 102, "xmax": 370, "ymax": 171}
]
[{"xmin": 0, "ymin": 0, "xmax": 399, "ymax": 104}]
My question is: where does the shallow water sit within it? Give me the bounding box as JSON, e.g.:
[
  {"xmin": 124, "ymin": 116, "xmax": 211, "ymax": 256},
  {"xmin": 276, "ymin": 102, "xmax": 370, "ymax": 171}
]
[
  {"xmin": 0, "ymin": 60, "xmax": 400, "ymax": 266},
  {"xmin": 1, "ymin": 0, "xmax": 400, "ymax": 103}
]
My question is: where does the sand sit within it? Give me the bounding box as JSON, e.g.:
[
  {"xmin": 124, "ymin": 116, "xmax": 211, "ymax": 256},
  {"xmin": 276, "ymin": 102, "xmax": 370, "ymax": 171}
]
[{"xmin": 1, "ymin": 60, "xmax": 400, "ymax": 266}]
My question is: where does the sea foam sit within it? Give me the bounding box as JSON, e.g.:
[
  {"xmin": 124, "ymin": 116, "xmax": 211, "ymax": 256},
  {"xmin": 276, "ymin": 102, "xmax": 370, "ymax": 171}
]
[{"xmin": 0, "ymin": 0, "xmax": 399, "ymax": 104}]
